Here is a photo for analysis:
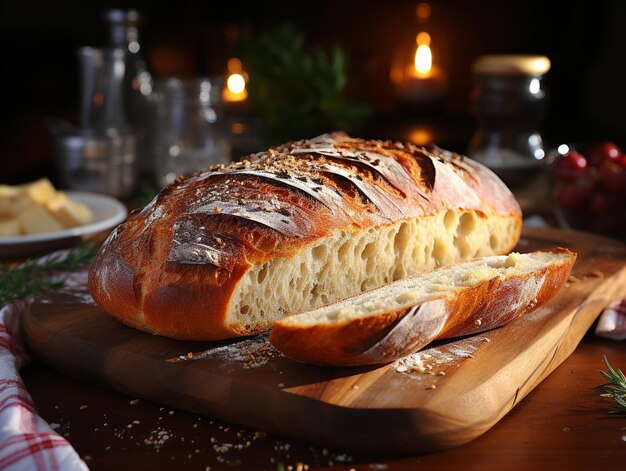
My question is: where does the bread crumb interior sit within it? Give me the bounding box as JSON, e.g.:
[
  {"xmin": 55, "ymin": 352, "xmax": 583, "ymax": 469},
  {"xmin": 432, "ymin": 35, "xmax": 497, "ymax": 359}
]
[{"xmin": 227, "ymin": 209, "xmax": 519, "ymax": 333}]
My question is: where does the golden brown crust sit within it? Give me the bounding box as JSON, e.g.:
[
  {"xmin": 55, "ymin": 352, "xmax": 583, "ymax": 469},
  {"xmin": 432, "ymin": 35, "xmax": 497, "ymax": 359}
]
[
  {"xmin": 88, "ymin": 133, "xmax": 522, "ymax": 340},
  {"xmin": 269, "ymin": 249, "xmax": 576, "ymax": 366},
  {"xmin": 268, "ymin": 309, "xmax": 409, "ymax": 365}
]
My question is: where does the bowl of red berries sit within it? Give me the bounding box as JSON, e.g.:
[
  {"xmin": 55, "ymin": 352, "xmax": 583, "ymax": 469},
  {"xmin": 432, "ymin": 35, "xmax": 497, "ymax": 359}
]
[{"xmin": 551, "ymin": 141, "xmax": 626, "ymax": 239}]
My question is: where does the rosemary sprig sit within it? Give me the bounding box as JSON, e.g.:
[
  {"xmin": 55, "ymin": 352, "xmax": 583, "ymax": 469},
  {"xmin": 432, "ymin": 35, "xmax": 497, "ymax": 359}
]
[
  {"xmin": 0, "ymin": 242, "xmax": 96, "ymax": 305},
  {"xmin": 599, "ymin": 355, "xmax": 626, "ymax": 414},
  {"xmin": 239, "ymin": 23, "xmax": 370, "ymax": 146}
]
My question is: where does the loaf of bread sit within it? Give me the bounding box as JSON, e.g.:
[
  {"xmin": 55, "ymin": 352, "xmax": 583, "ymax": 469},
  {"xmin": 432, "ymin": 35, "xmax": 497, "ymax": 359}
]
[
  {"xmin": 88, "ymin": 133, "xmax": 522, "ymax": 340},
  {"xmin": 269, "ymin": 248, "xmax": 575, "ymax": 365}
]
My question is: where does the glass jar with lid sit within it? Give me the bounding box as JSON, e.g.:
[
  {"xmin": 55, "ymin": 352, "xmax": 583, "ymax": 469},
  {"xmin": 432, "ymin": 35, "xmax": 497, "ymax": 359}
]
[{"xmin": 466, "ymin": 55, "xmax": 551, "ymax": 187}]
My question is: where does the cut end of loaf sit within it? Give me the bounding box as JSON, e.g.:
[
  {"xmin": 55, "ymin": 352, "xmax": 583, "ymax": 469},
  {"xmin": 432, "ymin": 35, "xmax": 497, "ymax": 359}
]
[{"xmin": 226, "ymin": 209, "xmax": 520, "ymax": 333}]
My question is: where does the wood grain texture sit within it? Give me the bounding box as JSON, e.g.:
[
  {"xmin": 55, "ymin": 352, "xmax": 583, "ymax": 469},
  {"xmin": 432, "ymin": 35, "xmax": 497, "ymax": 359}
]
[{"xmin": 22, "ymin": 227, "xmax": 626, "ymax": 454}]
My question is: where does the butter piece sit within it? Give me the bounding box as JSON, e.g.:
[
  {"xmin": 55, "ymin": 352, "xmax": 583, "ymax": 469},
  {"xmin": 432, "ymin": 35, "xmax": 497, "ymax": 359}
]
[
  {"xmin": 9, "ymin": 195, "xmax": 35, "ymax": 217},
  {"xmin": 46, "ymin": 192, "xmax": 94, "ymax": 228},
  {"xmin": 7, "ymin": 179, "xmax": 58, "ymax": 217},
  {"xmin": 0, "ymin": 184, "xmax": 22, "ymax": 199},
  {"xmin": 22, "ymin": 178, "xmax": 57, "ymax": 204},
  {"xmin": 0, "ymin": 217, "xmax": 20, "ymax": 236},
  {"xmin": 0, "ymin": 184, "xmax": 22, "ymax": 216},
  {"xmin": 0, "ymin": 197, "xmax": 11, "ymax": 217},
  {"xmin": 17, "ymin": 204, "xmax": 64, "ymax": 234},
  {"xmin": 1, "ymin": 179, "xmax": 94, "ymax": 234}
]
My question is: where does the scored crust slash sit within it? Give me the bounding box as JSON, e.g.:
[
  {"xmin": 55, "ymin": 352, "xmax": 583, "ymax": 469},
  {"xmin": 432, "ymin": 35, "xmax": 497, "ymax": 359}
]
[{"xmin": 88, "ymin": 133, "xmax": 574, "ymax": 364}]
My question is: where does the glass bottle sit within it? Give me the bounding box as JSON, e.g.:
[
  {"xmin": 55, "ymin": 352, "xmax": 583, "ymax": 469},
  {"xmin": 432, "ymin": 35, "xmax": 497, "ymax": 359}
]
[
  {"xmin": 467, "ymin": 55, "xmax": 551, "ymax": 187},
  {"xmin": 53, "ymin": 47, "xmax": 138, "ymax": 199},
  {"xmin": 104, "ymin": 9, "xmax": 154, "ymax": 177},
  {"xmin": 153, "ymin": 77, "xmax": 232, "ymax": 186}
]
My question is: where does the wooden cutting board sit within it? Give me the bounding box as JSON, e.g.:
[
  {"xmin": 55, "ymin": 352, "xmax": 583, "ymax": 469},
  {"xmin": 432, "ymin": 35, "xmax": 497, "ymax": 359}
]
[{"xmin": 22, "ymin": 227, "xmax": 626, "ymax": 454}]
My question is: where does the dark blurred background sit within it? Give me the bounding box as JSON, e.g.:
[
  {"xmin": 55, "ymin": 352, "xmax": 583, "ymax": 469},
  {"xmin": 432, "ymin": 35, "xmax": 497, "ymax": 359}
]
[{"xmin": 1, "ymin": 0, "xmax": 625, "ymax": 184}]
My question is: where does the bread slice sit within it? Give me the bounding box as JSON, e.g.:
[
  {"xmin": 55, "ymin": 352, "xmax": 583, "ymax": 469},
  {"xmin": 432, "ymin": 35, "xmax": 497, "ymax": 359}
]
[{"xmin": 269, "ymin": 248, "xmax": 576, "ymax": 366}]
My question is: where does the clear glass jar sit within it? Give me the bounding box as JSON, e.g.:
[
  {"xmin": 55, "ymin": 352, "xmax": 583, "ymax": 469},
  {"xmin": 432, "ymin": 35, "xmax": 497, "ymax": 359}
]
[
  {"xmin": 153, "ymin": 77, "xmax": 232, "ymax": 186},
  {"xmin": 467, "ymin": 55, "xmax": 551, "ymax": 187}
]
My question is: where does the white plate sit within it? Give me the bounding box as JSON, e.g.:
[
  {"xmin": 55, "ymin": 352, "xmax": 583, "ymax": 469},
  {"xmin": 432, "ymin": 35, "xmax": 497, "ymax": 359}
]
[{"xmin": 0, "ymin": 191, "xmax": 127, "ymax": 259}]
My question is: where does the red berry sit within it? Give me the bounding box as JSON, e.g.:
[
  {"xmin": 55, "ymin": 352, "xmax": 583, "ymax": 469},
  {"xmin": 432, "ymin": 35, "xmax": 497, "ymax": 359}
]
[
  {"xmin": 587, "ymin": 141, "xmax": 621, "ymax": 167},
  {"xmin": 590, "ymin": 191, "xmax": 619, "ymax": 214},
  {"xmin": 575, "ymin": 170, "xmax": 597, "ymax": 193},
  {"xmin": 553, "ymin": 150, "xmax": 588, "ymax": 183},
  {"xmin": 555, "ymin": 183, "xmax": 589, "ymax": 209},
  {"xmin": 600, "ymin": 161, "xmax": 626, "ymax": 194}
]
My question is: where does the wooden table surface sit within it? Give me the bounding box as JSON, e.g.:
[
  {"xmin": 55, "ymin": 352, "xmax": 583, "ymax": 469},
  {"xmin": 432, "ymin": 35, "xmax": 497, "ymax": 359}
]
[{"xmin": 21, "ymin": 329, "xmax": 626, "ymax": 471}]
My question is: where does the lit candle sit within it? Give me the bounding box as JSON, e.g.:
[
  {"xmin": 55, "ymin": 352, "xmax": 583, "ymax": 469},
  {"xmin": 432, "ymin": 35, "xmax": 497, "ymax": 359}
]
[
  {"xmin": 222, "ymin": 58, "xmax": 248, "ymax": 103},
  {"xmin": 414, "ymin": 32, "xmax": 433, "ymax": 77},
  {"xmin": 395, "ymin": 32, "xmax": 446, "ymax": 104}
]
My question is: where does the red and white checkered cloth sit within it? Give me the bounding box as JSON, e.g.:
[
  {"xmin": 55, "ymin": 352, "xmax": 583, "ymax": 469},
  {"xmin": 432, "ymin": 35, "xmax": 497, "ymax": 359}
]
[
  {"xmin": 595, "ymin": 299, "xmax": 626, "ymax": 340},
  {"xmin": 0, "ymin": 252, "xmax": 88, "ymax": 471}
]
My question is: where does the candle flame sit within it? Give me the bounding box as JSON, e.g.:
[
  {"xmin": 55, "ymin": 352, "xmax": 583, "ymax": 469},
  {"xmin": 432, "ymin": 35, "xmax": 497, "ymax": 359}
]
[
  {"xmin": 227, "ymin": 73, "xmax": 246, "ymax": 94},
  {"xmin": 223, "ymin": 58, "xmax": 248, "ymax": 102},
  {"xmin": 414, "ymin": 32, "xmax": 432, "ymax": 77}
]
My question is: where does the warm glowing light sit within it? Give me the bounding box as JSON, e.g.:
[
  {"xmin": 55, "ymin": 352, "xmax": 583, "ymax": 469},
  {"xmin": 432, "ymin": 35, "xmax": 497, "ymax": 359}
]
[
  {"xmin": 409, "ymin": 128, "xmax": 433, "ymax": 146},
  {"xmin": 223, "ymin": 57, "xmax": 249, "ymax": 102},
  {"xmin": 390, "ymin": 62, "xmax": 403, "ymax": 84},
  {"xmin": 416, "ymin": 32, "xmax": 431, "ymax": 46},
  {"xmin": 223, "ymin": 68, "xmax": 248, "ymax": 102},
  {"xmin": 414, "ymin": 44, "xmax": 432, "ymax": 76},
  {"xmin": 416, "ymin": 2, "xmax": 431, "ymax": 20},
  {"xmin": 394, "ymin": 24, "xmax": 447, "ymax": 102},
  {"xmin": 231, "ymin": 122, "xmax": 246, "ymax": 135},
  {"xmin": 227, "ymin": 73, "xmax": 246, "ymax": 94},
  {"xmin": 227, "ymin": 57, "xmax": 243, "ymax": 73},
  {"xmin": 413, "ymin": 32, "xmax": 433, "ymax": 77}
]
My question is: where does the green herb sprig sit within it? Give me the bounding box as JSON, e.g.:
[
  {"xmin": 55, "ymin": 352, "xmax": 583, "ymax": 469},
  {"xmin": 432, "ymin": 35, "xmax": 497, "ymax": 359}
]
[
  {"xmin": 599, "ymin": 355, "xmax": 626, "ymax": 414},
  {"xmin": 0, "ymin": 243, "xmax": 96, "ymax": 305},
  {"xmin": 239, "ymin": 23, "xmax": 370, "ymax": 146}
]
